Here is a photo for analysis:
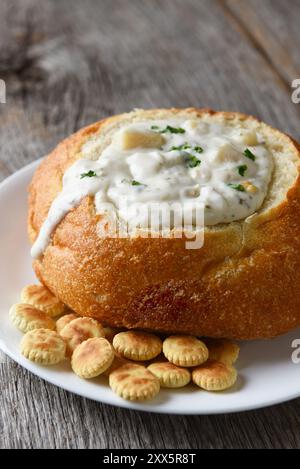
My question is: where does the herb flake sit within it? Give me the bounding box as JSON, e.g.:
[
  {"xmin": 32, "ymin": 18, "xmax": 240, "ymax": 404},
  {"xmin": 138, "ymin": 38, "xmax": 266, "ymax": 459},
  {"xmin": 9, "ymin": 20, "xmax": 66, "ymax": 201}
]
[
  {"xmin": 151, "ymin": 125, "xmax": 185, "ymax": 134},
  {"xmin": 170, "ymin": 143, "xmax": 203, "ymax": 154},
  {"xmin": 183, "ymin": 152, "xmax": 201, "ymax": 168},
  {"xmin": 194, "ymin": 145, "xmax": 204, "ymax": 154},
  {"xmin": 227, "ymin": 183, "xmax": 246, "ymax": 192},
  {"xmin": 131, "ymin": 180, "xmax": 143, "ymax": 186},
  {"xmin": 244, "ymin": 148, "xmax": 256, "ymax": 161},
  {"xmin": 237, "ymin": 164, "xmax": 248, "ymax": 177},
  {"xmin": 171, "ymin": 143, "xmax": 191, "ymax": 151},
  {"xmin": 80, "ymin": 170, "xmax": 97, "ymax": 179}
]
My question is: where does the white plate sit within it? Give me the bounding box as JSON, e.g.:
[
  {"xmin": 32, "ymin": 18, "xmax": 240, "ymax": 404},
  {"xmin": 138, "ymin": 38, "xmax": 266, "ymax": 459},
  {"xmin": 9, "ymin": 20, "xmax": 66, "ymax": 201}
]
[{"xmin": 1, "ymin": 160, "xmax": 300, "ymax": 415}]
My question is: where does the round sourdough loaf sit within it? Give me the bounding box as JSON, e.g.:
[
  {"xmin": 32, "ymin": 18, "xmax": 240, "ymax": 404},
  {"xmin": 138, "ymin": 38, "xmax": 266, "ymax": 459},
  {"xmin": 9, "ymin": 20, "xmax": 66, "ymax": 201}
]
[{"xmin": 28, "ymin": 108, "xmax": 300, "ymax": 339}]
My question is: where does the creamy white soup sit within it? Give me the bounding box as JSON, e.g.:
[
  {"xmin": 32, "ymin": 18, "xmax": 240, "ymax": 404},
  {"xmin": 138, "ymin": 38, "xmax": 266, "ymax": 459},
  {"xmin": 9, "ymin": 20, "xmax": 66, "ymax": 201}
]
[{"xmin": 31, "ymin": 118, "xmax": 273, "ymax": 258}]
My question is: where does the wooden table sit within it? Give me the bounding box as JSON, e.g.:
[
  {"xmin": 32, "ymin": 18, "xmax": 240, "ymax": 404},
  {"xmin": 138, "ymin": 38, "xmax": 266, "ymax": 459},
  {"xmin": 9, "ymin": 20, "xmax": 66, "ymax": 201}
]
[{"xmin": 1, "ymin": 0, "xmax": 300, "ymax": 449}]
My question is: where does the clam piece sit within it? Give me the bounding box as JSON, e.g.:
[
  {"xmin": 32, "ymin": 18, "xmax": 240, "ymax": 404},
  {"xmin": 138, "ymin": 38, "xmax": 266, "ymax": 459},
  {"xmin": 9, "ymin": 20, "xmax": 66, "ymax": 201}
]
[
  {"xmin": 116, "ymin": 128, "xmax": 165, "ymax": 150},
  {"xmin": 241, "ymin": 130, "xmax": 258, "ymax": 146}
]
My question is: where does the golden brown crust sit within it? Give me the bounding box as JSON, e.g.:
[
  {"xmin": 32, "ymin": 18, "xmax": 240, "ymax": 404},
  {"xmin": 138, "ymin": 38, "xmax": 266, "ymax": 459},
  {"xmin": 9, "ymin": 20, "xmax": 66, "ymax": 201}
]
[{"xmin": 28, "ymin": 108, "xmax": 300, "ymax": 340}]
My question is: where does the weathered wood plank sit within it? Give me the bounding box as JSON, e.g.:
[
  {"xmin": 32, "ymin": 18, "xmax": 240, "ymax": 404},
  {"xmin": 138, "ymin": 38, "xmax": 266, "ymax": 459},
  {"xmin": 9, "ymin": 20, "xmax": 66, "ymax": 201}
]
[
  {"xmin": 224, "ymin": 0, "xmax": 300, "ymax": 85},
  {"xmin": 1, "ymin": 359, "xmax": 300, "ymax": 449},
  {"xmin": 1, "ymin": 0, "xmax": 300, "ymax": 449}
]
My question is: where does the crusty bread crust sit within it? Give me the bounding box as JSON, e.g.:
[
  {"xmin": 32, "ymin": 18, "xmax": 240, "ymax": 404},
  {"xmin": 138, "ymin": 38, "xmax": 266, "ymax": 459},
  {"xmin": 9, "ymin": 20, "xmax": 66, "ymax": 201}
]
[{"xmin": 28, "ymin": 108, "xmax": 300, "ymax": 340}]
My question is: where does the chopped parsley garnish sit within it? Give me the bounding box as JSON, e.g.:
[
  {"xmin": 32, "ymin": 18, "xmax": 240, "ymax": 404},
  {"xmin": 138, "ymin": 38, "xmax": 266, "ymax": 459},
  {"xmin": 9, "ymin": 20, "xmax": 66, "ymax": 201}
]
[
  {"xmin": 171, "ymin": 143, "xmax": 191, "ymax": 151},
  {"xmin": 194, "ymin": 145, "xmax": 204, "ymax": 154},
  {"xmin": 170, "ymin": 143, "xmax": 204, "ymax": 153},
  {"xmin": 237, "ymin": 164, "xmax": 248, "ymax": 177},
  {"xmin": 227, "ymin": 183, "xmax": 246, "ymax": 192},
  {"xmin": 151, "ymin": 125, "xmax": 185, "ymax": 134},
  {"xmin": 244, "ymin": 148, "xmax": 256, "ymax": 161},
  {"xmin": 183, "ymin": 152, "xmax": 201, "ymax": 168},
  {"xmin": 131, "ymin": 180, "xmax": 143, "ymax": 186},
  {"xmin": 80, "ymin": 170, "xmax": 97, "ymax": 179}
]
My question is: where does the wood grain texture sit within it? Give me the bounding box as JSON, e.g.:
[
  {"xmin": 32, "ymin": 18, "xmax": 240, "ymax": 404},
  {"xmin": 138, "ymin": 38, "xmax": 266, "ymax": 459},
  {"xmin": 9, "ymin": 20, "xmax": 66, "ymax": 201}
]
[
  {"xmin": 1, "ymin": 0, "xmax": 300, "ymax": 449},
  {"xmin": 224, "ymin": 0, "xmax": 300, "ymax": 85}
]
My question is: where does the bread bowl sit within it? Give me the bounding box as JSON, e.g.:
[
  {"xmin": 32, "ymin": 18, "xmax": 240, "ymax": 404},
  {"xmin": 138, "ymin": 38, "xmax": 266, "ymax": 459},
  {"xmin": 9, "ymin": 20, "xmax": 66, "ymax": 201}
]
[{"xmin": 28, "ymin": 108, "xmax": 300, "ymax": 340}]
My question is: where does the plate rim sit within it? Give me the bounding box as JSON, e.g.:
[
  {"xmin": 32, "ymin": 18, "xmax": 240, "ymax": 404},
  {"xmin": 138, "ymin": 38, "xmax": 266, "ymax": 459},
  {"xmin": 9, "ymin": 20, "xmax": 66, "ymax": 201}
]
[{"xmin": 2, "ymin": 342, "xmax": 300, "ymax": 415}]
